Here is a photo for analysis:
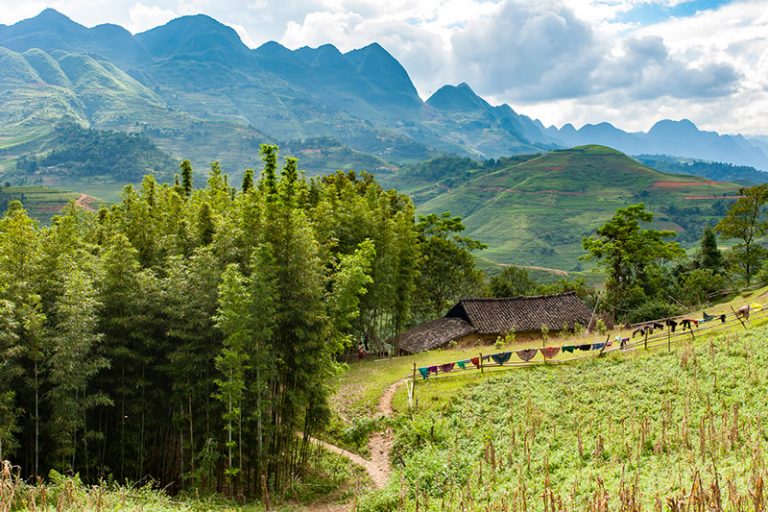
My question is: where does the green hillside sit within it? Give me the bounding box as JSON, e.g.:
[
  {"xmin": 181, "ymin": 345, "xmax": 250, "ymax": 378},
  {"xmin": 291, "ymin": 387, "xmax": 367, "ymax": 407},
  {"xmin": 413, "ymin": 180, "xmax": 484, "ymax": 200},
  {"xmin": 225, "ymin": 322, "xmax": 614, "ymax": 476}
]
[{"xmin": 384, "ymin": 145, "xmax": 742, "ymax": 271}]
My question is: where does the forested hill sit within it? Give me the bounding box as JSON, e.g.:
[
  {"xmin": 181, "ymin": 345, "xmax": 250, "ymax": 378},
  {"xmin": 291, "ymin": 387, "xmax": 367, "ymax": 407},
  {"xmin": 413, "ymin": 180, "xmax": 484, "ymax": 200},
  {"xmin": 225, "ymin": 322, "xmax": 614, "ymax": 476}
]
[
  {"xmin": 636, "ymin": 154, "xmax": 768, "ymax": 185},
  {"xmin": 383, "ymin": 145, "xmax": 742, "ymax": 271},
  {"xmin": 13, "ymin": 123, "xmax": 178, "ymax": 182},
  {"xmin": 1, "ymin": 8, "xmax": 768, "ymax": 188},
  {"xmin": 0, "ymin": 148, "xmax": 489, "ymax": 498}
]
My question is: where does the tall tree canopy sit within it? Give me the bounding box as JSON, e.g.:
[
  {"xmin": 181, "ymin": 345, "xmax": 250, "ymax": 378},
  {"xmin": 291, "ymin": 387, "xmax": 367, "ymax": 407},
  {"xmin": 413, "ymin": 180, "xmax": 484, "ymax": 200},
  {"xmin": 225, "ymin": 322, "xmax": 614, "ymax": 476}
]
[
  {"xmin": 582, "ymin": 203, "xmax": 683, "ymax": 317},
  {"xmin": 716, "ymin": 184, "xmax": 768, "ymax": 285},
  {"xmin": 0, "ymin": 147, "xmax": 452, "ymax": 498}
]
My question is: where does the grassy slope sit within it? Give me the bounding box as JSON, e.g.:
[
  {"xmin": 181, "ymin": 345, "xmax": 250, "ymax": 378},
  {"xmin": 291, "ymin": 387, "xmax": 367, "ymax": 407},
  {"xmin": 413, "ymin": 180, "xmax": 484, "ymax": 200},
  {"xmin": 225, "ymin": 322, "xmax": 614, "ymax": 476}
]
[
  {"xmin": 329, "ymin": 288, "xmax": 768, "ymax": 510},
  {"xmin": 386, "ymin": 146, "xmax": 741, "ymax": 271}
]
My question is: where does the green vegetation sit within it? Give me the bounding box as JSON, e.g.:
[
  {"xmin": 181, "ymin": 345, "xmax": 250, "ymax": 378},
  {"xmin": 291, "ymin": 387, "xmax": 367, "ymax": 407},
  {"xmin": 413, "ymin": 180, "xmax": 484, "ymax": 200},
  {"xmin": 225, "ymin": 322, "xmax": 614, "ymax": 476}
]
[
  {"xmin": 384, "ymin": 146, "xmax": 742, "ymax": 271},
  {"xmin": 0, "ymin": 148, "xmax": 437, "ymax": 504},
  {"xmin": 583, "ymin": 203, "xmax": 684, "ymax": 320},
  {"xmin": 715, "ymin": 184, "xmax": 768, "ymax": 285},
  {"xmin": 14, "ymin": 123, "xmax": 177, "ymax": 181},
  {"xmin": 637, "ymin": 154, "xmax": 768, "ymax": 185},
  {"xmin": 0, "ymin": 185, "xmax": 80, "ymax": 223},
  {"xmin": 357, "ymin": 321, "xmax": 768, "ymax": 511}
]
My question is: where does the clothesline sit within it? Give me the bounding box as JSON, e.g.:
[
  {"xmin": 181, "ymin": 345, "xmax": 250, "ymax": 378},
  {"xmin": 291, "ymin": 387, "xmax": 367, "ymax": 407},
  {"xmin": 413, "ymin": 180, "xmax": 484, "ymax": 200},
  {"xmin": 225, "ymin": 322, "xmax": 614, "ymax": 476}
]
[{"xmin": 414, "ymin": 304, "xmax": 768, "ymax": 380}]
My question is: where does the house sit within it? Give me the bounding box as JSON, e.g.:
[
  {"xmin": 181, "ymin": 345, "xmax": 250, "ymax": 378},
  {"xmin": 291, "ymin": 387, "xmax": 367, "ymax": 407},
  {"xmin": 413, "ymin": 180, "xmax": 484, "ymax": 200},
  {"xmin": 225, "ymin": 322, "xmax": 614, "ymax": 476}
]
[{"xmin": 395, "ymin": 292, "xmax": 593, "ymax": 354}]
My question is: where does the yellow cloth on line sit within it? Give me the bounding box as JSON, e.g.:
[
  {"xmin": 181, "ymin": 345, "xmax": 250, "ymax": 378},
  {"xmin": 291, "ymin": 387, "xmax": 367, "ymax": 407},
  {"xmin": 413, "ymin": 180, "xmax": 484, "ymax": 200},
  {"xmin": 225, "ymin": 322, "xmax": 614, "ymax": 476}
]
[{"xmin": 751, "ymin": 303, "xmax": 763, "ymax": 312}]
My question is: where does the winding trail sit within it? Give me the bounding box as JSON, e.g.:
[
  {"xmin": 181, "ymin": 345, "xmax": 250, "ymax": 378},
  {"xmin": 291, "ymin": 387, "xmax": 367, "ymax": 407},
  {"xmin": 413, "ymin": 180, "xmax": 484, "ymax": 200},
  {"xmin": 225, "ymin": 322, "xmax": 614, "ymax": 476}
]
[
  {"xmin": 305, "ymin": 379, "xmax": 404, "ymax": 511},
  {"xmin": 74, "ymin": 193, "xmax": 97, "ymax": 212}
]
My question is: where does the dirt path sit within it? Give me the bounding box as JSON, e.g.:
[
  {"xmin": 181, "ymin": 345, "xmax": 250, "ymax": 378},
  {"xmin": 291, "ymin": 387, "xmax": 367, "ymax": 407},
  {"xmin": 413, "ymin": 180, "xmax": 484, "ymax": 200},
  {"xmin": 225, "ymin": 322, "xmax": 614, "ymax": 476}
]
[
  {"xmin": 74, "ymin": 193, "xmax": 97, "ymax": 212},
  {"xmin": 496, "ymin": 262, "xmax": 569, "ymax": 276},
  {"xmin": 304, "ymin": 379, "xmax": 404, "ymax": 511}
]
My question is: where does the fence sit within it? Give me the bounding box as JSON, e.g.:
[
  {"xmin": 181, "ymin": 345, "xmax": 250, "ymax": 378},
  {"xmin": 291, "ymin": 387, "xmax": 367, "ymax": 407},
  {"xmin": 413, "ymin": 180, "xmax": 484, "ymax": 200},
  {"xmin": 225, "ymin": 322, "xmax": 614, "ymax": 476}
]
[{"xmin": 409, "ymin": 305, "xmax": 768, "ymax": 385}]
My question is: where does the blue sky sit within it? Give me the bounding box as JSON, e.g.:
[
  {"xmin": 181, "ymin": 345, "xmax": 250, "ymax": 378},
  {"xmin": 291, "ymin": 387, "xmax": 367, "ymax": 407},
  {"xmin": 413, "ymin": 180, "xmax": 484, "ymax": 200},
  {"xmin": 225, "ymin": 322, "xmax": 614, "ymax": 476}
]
[
  {"xmin": 619, "ymin": 0, "xmax": 733, "ymax": 24},
  {"xmin": 0, "ymin": 0, "xmax": 765, "ymax": 135}
]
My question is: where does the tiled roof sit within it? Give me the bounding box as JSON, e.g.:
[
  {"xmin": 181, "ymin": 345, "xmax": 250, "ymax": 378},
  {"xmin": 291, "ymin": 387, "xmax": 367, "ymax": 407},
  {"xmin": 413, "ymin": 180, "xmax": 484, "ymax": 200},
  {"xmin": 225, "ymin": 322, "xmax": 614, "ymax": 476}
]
[
  {"xmin": 395, "ymin": 317, "xmax": 476, "ymax": 354},
  {"xmin": 446, "ymin": 292, "xmax": 592, "ymax": 334}
]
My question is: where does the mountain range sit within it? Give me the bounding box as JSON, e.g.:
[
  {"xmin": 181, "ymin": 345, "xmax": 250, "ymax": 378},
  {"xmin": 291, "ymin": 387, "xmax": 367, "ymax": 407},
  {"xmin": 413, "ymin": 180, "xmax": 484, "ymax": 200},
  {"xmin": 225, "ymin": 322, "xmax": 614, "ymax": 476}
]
[{"xmin": 1, "ymin": 8, "xmax": 767, "ymax": 183}]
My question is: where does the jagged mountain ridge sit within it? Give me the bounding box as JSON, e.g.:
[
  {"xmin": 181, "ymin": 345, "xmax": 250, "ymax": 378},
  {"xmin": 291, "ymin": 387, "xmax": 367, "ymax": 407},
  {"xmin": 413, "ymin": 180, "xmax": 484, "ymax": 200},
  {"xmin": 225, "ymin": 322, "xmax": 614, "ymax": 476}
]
[{"xmin": 1, "ymin": 8, "xmax": 767, "ymax": 177}]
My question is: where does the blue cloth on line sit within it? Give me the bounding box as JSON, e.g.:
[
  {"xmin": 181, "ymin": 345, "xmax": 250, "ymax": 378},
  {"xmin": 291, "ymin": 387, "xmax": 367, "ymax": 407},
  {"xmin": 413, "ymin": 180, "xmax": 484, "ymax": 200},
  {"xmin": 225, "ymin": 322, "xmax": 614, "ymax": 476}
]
[{"xmin": 491, "ymin": 352, "xmax": 512, "ymax": 365}]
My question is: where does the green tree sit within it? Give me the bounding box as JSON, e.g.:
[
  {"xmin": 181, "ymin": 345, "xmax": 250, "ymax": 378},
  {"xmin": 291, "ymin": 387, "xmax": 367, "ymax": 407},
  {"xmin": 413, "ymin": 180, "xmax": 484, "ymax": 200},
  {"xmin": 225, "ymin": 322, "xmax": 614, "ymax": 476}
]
[
  {"xmin": 413, "ymin": 212, "xmax": 486, "ymax": 320},
  {"xmin": 242, "ymin": 168, "xmax": 254, "ymax": 193},
  {"xmin": 47, "ymin": 259, "xmax": 110, "ymax": 474},
  {"xmin": 214, "ymin": 265, "xmax": 251, "ymax": 490},
  {"xmin": 715, "ymin": 184, "xmax": 768, "ymax": 285},
  {"xmin": 582, "ymin": 204, "xmax": 683, "ymax": 316},
  {"xmin": 489, "ymin": 266, "xmax": 537, "ymax": 297},
  {"xmin": 180, "ymin": 160, "xmax": 193, "ymax": 197},
  {"xmin": 695, "ymin": 226, "xmax": 724, "ymax": 274}
]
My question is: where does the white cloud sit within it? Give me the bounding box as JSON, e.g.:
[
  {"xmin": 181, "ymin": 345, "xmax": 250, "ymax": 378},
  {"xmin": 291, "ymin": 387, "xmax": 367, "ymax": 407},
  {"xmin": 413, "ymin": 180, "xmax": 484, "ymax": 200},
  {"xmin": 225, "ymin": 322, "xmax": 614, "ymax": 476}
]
[{"xmin": 127, "ymin": 2, "xmax": 177, "ymax": 32}]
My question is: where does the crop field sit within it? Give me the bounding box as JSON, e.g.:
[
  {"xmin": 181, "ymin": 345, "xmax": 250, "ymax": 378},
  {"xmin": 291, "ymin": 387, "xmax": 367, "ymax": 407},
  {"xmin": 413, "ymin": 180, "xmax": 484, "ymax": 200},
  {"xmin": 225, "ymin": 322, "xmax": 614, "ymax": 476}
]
[
  {"xmin": 0, "ymin": 186, "xmax": 80, "ymax": 222},
  {"xmin": 350, "ymin": 298, "xmax": 768, "ymax": 511}
]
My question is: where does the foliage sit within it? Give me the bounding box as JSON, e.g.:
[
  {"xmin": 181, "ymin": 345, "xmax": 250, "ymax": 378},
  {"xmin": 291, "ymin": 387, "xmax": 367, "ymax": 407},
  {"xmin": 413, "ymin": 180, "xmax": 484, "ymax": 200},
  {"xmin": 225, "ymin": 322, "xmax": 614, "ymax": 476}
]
[
  {"xmin": 412, "ymin": 212, "xmax": 486, "ymax": 321},
  {"xmin": 582, "ymin": 203, "xmax": 684, "ymax": 319},
  {"xmin": 488, "ymin": 266, "xmax": 537, "ymax": 297},
  {"xmin": 0, "ymin": 147, "xmax": 456, "ymax": 501},
  {"xmin": 715, "ymin": 184, "xmax": 768, "ymax": 285},
  {"xmin": 16, "ymin": 123, "xmax": 177, "ymax": 181}
]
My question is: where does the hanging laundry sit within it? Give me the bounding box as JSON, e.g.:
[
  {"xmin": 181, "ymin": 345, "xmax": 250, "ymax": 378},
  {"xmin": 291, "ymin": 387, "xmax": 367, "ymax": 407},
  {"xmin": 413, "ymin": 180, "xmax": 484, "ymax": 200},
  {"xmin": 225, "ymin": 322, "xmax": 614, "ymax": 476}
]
[
  {"xmin": 665, "ymin": 319, "xmax": 678, "ymax": 333},
  {"xmin": 540, "ymin": 347, "xmax": 560, "ymax": 359},
  {"xmin": 680, "ymin": 318, "xmax": 699, "ymax": 330},
  {"xmin": 719, "ymin": 314, "xmax": 726, "ymax": 323},
  {"xmin": 736, "ymin": 305, "xmax": 750, "ymax": 320},
  {"xmin": 605, "ymin": 340, "xmax": 613, "ymax": 348},
  {"xmin": 562, "ymin": 346, "xmax": 575, "ymax": 353},
  {"xmin": 428, "ymin": 366, "xmax": 439, "ymax": 375},
  {"xmin": 751, "ymin": 303, "xmax": 763, "ymax": 312},
  {"xmin": 492, "ymin": 352, "xmax": 513, "ymax": 365},
  {"xmin": 418, "ymin": 367, "xmax": 429, "ymax": 380},
  {"xmin": 516, "ymin": 349, "xmax": 537, "ymax": 362},
  {"xmin": 440, "ymin": 362, "xmax": 456, "ymax": 373},
  {"xmin": 470, "ymin": 357, "xmax": 481, "ymax": 368},
  {"xmin": 457, "ymin": 360, "xmax": 470, "ymax": 370},
  {"xmin": 592, "ymin": 343, "xmax": 605, "ymax": 351},
  {"xmin": 577, "ymin": 344, "xmax": 591, "ymax": 351},
  {"xmin": 481, "ymin": 354, "xmax": 492, "ymax": 361}
]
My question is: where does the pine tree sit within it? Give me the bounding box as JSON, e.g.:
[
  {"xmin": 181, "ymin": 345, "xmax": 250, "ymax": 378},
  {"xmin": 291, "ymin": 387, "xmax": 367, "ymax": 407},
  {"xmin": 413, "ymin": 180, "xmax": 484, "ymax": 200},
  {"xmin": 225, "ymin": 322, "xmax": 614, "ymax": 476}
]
[
  {"xmin": 242, "ymin": 168, "xmax": 254, "ymax": 193},
  {"xmin": 180, "ymin": 160, "xmax": 193, "ymax": 197},
  {"xmin": 697, "ymin": 226, "xmax": 724, "ymax": 274}
]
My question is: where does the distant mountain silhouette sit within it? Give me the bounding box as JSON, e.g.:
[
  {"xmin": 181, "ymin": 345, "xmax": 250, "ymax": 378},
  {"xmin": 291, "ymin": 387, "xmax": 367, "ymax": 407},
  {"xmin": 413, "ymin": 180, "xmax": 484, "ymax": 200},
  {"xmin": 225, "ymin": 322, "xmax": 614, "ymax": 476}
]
[{"xmin": 1, "ymin": 8, "xmax": 766, "ymax": 176}]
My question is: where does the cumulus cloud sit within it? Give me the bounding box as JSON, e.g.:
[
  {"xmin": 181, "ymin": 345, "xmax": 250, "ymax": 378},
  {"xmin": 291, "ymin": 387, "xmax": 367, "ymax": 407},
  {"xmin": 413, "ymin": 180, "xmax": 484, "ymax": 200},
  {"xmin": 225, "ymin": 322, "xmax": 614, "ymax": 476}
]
[{"xmin": 127, "ymin": 2, "xmax": 177, "ymax": 32}]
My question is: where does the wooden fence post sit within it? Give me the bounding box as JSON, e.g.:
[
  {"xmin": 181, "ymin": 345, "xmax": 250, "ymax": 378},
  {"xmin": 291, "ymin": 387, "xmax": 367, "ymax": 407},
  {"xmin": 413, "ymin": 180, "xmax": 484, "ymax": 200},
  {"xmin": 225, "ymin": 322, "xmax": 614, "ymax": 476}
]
[
  {"xmin": 730, "ymin": 306, "xmax": 749, "ymax": 331},
  {"xmin": 644, "ymin": 329, "xmax": 648, "ymax": 350},
  {"xmin": 667, "ymin": 327, "xmax": 671, "ymax": 352},
  {"xmin": 480, "ymin": 352, "xmax": 484, "ymax": 374}
]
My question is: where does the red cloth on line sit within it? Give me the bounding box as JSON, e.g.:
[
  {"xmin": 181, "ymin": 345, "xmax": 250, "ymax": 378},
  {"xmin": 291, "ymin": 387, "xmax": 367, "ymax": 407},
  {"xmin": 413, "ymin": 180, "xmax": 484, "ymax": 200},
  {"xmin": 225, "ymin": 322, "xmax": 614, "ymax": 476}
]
[
  {"xmin": 540, "ymin": 347, "xmax": 560, "ymax": 359},
  {"xmin": 470, "ymin": 357, "xmax": 480, "ymax": 368}
]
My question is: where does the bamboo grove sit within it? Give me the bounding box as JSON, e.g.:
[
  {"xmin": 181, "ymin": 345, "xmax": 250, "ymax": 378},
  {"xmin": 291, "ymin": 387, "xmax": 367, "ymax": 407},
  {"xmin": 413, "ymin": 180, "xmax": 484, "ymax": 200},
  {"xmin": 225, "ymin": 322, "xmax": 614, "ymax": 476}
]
[{"xmin": 0, "ymin": 146, "xmax": 471, "ymax": 498}]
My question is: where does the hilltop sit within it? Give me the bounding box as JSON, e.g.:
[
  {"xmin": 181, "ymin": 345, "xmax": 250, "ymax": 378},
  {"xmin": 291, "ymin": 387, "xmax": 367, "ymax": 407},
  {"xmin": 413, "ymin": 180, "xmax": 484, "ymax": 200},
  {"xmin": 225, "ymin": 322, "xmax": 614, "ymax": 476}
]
[{"xmin": 384, "ymin": 145, "xmax": 742, "ymax": 270}]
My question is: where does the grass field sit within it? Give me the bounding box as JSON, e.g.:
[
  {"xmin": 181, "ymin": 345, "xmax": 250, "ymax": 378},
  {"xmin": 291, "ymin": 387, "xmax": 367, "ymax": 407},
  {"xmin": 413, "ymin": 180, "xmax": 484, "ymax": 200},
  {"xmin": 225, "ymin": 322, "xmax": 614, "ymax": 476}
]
[
  {"xmin": 331, "ymin": 288, "xmax": 768, "ymax": 511},
  {"xmin": 0, "ymin": 445, "xmax": 366, "ymax": 512}
]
